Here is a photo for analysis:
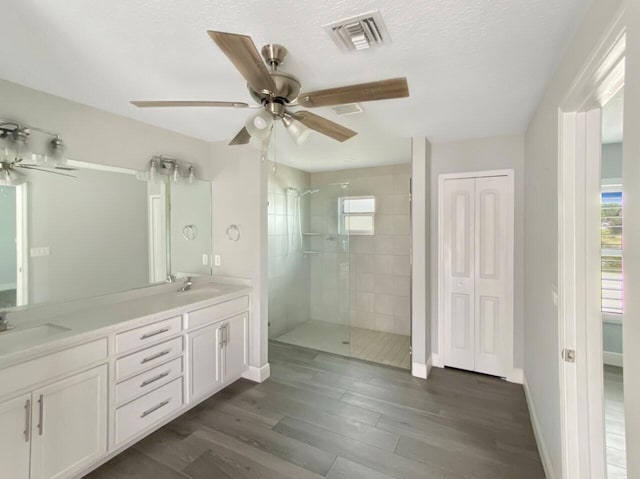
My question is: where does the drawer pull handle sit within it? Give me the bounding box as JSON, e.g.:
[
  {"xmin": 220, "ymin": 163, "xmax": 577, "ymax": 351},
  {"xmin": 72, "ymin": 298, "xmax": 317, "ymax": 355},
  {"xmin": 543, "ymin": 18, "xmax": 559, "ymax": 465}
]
[
  {"xmin": 140, "ymin": 399, "xmax": 170, "ymax": 418},
  {"xmin": 140, "ymin": 327, "xmax": 170, "ymax": 340},
  {"xmin": 37, "ymin": 394, "xmax": 44, "ymax": 436},
  {"xmin": 140, "ymin": 371, "xmax": 170, "ymax": 388},
  {"xmin": 24, "ymin": 399, "xmax": 31, "ymax": 442},
  {"xmin": 141, "ymin": 349, "xmax": 171, "ymax": 364}
]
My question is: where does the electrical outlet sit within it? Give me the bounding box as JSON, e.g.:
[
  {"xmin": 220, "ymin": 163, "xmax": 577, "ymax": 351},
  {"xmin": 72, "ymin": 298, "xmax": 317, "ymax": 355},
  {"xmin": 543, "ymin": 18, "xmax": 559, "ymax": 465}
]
[
  {"xmin": 30, "ymin": 247, "xmax": 50, "ymax": 257},
  {"xmin": 214, "ymin": 255, "xmax": 221, "ymax": 267}
]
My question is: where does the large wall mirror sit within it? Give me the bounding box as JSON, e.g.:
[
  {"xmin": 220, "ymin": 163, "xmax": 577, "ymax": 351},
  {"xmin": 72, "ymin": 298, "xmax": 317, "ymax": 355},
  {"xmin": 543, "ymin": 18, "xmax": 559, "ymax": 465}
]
[{"xmin": 0, "ymin": 158, "xmax": 212, "ymax": 309}]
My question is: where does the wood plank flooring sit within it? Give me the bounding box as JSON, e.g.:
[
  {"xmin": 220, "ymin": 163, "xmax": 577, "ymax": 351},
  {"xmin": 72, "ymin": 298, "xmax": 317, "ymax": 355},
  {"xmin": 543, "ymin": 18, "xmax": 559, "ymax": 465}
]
[
  {"xmin": 604, "ymin": 365, "xmax": 627, "ymax": 478},
  {"xmin": 86, "ymin": 341, "xmax": 544, "ymax": 479}
]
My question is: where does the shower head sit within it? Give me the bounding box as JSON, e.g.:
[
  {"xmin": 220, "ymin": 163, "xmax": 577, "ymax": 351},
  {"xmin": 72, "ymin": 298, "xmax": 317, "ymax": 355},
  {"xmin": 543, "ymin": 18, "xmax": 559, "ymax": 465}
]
[{"xmin": 300, "ymin": 188, "xmax": 320, "ymax": 197}]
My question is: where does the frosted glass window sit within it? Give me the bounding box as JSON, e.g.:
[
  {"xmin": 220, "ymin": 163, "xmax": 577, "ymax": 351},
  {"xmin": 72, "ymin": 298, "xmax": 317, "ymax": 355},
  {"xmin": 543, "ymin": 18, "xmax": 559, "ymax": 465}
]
[{"xmin": 340, "ymin": 196, "xmax": 375, "ymax": 235}]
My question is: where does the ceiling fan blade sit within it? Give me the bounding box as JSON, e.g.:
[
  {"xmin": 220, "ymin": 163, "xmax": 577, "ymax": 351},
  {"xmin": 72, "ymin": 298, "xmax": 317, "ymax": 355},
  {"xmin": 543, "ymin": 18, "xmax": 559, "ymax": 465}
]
[
  {"xmin": 297, "ymin": 77, "xmax": 409, "ymax": 108},
  {"xmin": 16, "ymin": 165, "xmax": 77, "ymax": 178},
  {"xmin": 54, "ymin": 166, "xmax": 78, "ymax": 171},
  {"xmin": 293, "ymin": 111, "xmax": 357, "ymax": 142},
  {"xmin": 229, "ymin": 127, "xmax": 251, "ymax": 146},
  {"xmin": 131, "ymin": 100, "xmax": 250, "ymax": 108},
  {"xmin": 207, "ymin": 31, "xmax": 277, "ymax": 95}
]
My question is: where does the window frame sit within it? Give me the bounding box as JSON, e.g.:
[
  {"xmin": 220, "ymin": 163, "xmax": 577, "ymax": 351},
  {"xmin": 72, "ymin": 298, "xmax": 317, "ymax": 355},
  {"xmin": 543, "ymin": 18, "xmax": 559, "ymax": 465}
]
[{"xmin": 338, "ymin": 196, "xmax": 376, "ymax": 236}]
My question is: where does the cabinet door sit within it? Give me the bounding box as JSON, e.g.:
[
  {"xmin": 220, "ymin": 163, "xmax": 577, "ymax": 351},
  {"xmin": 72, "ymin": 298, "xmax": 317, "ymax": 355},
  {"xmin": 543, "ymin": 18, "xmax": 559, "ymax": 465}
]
[
  {"xmin": 0, "ymin": 393, "xmax": 32, "ymax": 479},
  {"xmin": 189, "ymin": 323, "xmax": 223, "ymax": 400},
  {"xmin": 30, "ymin": 365, "xmax": 108, "ymax": 479},
  {"xmin": 223, "ymin": 313, "xmax": 248, "ymax": 383}
]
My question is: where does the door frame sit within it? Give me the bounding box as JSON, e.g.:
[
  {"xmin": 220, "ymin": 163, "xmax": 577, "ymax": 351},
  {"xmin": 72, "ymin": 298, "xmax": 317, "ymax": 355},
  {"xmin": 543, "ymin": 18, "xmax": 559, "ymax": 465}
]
[
  {"xmin": 557, "ymin": 10, "xmax": 625, "ymax": 479},
  {"xmin": 436, "ymin": 169, "xmax": 515, "ymax": 380}
]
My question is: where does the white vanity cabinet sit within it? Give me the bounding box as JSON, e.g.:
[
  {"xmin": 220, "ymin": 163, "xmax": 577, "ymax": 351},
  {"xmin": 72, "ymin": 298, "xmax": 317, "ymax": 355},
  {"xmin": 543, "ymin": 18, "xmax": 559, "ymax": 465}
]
[
  {"xmin": 30, "ymin": 365, "xmax": 108, "ymax": 479},
  {"xmin": 188, "ymin": 305, "xmax": 249, "ymax": 400},
  {"xmin": 0, "ymin": 365, "xmax": 108, "ymax": 479},
  {"xmin": 0, "ymin": 393, "xmax": 32, "ymax": 479}
]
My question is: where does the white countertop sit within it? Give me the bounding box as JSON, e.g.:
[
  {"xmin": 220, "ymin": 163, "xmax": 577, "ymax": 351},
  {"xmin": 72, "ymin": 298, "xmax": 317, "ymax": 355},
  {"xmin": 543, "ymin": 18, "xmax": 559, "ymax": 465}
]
[{"xmin": 0, "ymin": 279, "xmax": 251, "ymax": 367}]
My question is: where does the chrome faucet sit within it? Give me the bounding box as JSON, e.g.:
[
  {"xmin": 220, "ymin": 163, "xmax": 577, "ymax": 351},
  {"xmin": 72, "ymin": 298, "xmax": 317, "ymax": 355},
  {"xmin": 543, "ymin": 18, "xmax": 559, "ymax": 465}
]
[
  {"xmin": 0, "ymin": 312, "xmax": 12, "ymax": 332},
  {"xmin": 166, "ymin": 273, "xmax": 177, "ymax": 283},
  {"xmin": 179, "ymin": 276, "xmax": 193, "ymax": 292}
]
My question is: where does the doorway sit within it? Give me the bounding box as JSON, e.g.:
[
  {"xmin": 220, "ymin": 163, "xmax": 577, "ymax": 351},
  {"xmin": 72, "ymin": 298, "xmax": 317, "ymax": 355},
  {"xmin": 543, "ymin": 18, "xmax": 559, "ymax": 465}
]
[{"xmin": 438, "ymin": 170, "xmax": 515, "ymax": 378}]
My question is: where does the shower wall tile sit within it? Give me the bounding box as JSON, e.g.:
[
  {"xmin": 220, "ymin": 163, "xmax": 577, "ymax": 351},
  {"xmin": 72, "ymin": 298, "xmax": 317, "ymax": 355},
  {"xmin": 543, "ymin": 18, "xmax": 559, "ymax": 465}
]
[{"xmin": 309, "ymin": 163, "xmax": 412, "ymax": 337}]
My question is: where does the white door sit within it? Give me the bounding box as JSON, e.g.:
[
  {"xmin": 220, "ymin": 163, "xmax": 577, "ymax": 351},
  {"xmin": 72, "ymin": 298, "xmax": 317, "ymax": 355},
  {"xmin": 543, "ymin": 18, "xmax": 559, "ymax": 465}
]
[
  {"xmin": 0, "ymin": 393, "xmax": 32, "ymax": 479},
  {"xmin": 443, "ymin": 178, "xmax": 476, "ymax": 371},
  {"xmin": 189, "ymin": 323, "xmax": 223, "ymax": 400},
  {"xmin": 30, "ymin": 365, "xmax": 108, "ymax": 479},
  {"xmin": 222, "ymin": 313, "xmax": 248, "ymax": 383},
  {"xmin": 443, "ymin": 174, "xmax": 514, "ymax": 377}
]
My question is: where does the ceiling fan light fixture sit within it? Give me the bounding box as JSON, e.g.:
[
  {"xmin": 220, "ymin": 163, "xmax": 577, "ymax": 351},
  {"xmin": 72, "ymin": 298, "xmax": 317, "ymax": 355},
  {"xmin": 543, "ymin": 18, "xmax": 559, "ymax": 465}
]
[
  {"xmin": 245, "ymin": 111, "xmax": 274, "ymax": 140},
  {"xmin": 282, "ymin": 115, "xmax": 311, "ymax": 146}
]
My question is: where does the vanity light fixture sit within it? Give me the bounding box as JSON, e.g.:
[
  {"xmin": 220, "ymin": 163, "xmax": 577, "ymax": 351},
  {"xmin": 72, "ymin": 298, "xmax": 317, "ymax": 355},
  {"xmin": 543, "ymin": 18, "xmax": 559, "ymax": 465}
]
[
  {"xmin": 0, "ymin": 161, "xmax": 26, "ymax": 186},
  {"xmin": 0, "ymin": 120, "xmax": 66, "ymax": 166},
  {"xmin": 146, "ymin": 155, "xmax": 196, "ymax": 184}
]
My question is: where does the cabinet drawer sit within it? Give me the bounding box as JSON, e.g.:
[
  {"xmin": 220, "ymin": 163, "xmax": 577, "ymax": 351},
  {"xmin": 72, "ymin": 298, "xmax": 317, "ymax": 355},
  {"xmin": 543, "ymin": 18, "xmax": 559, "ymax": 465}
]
[
  {"xmin": 116, "ymin": 316, "xmax": 182, "ymax": 355},
  {"xmin": 115, "ymin": 378, "xmax": 183, "ymax": 445},
  {"xmin": 187, "ymin": 295, "xmax": 249, "ymax": 330},
  {"xmin": 115, "ymin": 357, "xmax": 183, "ymax": 405},
  {"xmin": 0, "ymin": 339, "xmax": 107, "ymax": 399},
  {"xmin": 115, "ymin": 337, "xmax": 183, "ymax": 380}
]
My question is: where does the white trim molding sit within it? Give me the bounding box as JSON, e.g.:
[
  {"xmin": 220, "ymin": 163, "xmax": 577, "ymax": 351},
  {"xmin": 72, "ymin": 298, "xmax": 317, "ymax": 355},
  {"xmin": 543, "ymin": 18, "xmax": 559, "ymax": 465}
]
[
  {"xmin": 523, "ymin": 373, "xmax": 558, "ymax": 479},
  {"xmin": 412, "ymin": 360, "xmax": 429, "ymax": 379},
  {"xmin": 507, "ymin": 368, "xmax": 523, "ymax": 384},
  {"xmin": 242, "ymin": 363, "xmax": 270, "ymax": 383},
  {"xmin": 603, "ymin": 351, "xmax": 623, "ymax": 367}
]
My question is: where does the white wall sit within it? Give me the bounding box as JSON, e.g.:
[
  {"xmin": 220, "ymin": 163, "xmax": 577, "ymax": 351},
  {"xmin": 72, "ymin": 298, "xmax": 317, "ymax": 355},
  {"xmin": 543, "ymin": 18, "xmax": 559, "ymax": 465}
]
[
  {"xmin": 207, "ymin": 142, "xmax": 267, "ymax": 370},
  {"xmin": 411, "ymin": 137, "xmax": 431, "ymax": 378},
  {"xmin": 622, "ymin": 3, "xmax": 640, "ymax": 476},
  {"xmin": 523, "ymin": 2, "xmax": 624, "ymax": 477},
  {"xmin": 429, "ymin": 135, "xmax": 525, "ymax": 370}
]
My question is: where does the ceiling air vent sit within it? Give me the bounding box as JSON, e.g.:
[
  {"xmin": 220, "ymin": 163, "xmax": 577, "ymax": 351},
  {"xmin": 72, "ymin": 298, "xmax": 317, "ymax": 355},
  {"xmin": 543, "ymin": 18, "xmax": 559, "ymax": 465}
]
[
  {"xmin": 332, "ymin": 103, "xmax": 363, "ymax": 116},
  {"xmin": 324, "ymin": 10, "xmax": 390, "ymax": 52}
]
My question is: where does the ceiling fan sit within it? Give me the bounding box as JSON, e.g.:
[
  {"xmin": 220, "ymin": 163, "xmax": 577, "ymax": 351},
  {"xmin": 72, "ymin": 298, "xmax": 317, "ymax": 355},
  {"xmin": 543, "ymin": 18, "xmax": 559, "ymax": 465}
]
[{"xmin": 131, "ymin": 31, "xmax": 410, "ymax": 146}]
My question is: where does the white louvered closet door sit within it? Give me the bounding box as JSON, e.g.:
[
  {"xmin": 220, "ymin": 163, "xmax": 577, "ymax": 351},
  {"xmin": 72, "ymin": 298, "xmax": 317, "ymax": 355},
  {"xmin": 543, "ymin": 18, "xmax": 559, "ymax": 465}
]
[{"xmin": 443, "ymin": 174, "xmax": 513, "ymax": 378}]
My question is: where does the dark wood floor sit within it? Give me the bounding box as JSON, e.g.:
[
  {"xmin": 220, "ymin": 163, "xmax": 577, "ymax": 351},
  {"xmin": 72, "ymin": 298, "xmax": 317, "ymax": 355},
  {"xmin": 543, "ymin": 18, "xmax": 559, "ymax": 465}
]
[{"xmin": 87, "ymin": 341, "xmax": 545, "ymax": 479}]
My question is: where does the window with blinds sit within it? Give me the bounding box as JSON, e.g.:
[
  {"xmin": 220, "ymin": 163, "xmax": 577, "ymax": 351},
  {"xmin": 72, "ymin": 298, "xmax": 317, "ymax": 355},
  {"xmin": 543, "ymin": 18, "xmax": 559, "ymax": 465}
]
[
  {"xmin": 339, "ymin": 196, "xmax": 375, "ymax": 235},
  {"xmin": 601, "ymin": 191, "xmax": 623, "ymax": 315}
]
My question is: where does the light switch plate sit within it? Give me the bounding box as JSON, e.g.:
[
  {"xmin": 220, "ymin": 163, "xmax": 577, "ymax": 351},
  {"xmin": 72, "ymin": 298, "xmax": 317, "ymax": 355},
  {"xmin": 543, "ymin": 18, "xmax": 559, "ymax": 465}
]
[
  {"xmin": 202, "ymin": 254, "xmax": 209, "ymax": 266},
  {"xmin": 214, "ymin": 255, "xmax": 221, "ymax": 267}
]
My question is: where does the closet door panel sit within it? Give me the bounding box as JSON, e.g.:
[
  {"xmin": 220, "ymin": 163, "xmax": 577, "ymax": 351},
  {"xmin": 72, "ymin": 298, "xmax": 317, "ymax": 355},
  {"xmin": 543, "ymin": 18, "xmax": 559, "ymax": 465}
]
[
  {"xmin": 443, "ymin": 178, "xmax": 475, "ymax": 370},
  {"xmin": 474, "ymin": 175, "xmax": 513, "ymax": 377}
]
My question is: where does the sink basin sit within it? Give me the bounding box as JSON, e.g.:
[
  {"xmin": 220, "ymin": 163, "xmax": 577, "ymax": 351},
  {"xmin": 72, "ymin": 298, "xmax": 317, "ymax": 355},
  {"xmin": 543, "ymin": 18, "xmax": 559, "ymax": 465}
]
[{"xmin": 0, "ymin": 323, "xmax": 71, "ymax": 349}]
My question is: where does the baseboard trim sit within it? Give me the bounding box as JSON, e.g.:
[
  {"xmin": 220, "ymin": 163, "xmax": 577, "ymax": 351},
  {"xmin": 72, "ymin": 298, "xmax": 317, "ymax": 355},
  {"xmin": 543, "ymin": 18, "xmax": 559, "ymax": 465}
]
[
  {"xmin": 431, "ymin": 352, "xmax": 444, "ymax": 368},
  {"xmin": 523, "ymin": 373, "xmax": 557, "ymax": 479},
  {"xmin": 507, "ymin": 367, "xmax": 524, "ymax": 384},
  {"xmin": 412, "ymin": 361, "xmax": 428, "ymax": 379},
  {"xmin": 603, "ymin": 351, "xmax": 623, "ymax": 367},
  {"xmin": 242, "ymin": 363, "xmax": 271, "ymax": 383}
]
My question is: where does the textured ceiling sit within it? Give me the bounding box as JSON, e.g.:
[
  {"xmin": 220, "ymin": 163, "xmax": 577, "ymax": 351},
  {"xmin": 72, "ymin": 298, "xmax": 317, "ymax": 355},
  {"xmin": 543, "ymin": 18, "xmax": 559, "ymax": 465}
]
[{"xmin": 0, "ymin": 0, "xmax": 590, "ymax": 171}]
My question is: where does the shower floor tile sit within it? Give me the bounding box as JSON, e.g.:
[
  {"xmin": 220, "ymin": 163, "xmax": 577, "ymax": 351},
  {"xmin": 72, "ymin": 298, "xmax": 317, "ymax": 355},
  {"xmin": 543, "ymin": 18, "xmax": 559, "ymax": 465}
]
[{"xmin": 275, "ymin": 320, "xmax": 410, "ymax": 369}]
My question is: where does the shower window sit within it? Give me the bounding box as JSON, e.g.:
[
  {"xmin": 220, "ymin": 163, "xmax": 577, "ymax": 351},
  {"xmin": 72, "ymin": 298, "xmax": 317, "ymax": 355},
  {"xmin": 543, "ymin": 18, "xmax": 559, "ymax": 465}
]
[{"xmin": 340, "ymin": 196, "xmax": 375, "ymax": 235}]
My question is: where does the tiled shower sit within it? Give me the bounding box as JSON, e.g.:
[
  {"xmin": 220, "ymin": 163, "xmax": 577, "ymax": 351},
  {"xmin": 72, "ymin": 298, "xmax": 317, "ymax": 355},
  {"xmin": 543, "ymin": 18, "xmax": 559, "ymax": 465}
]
[{"xmin": 268, "ymin": 161, "xmax": 412, "ymax": 368}]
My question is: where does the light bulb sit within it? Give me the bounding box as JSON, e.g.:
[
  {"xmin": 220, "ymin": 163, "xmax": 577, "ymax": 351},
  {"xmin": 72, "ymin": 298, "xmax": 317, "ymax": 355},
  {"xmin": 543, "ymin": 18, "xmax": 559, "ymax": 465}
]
[
  {"xmin": 149, "ymin": 159, "xmax": 158, "ymax": 183},
  {"xmin": 12, "ymin": 129, "xmax": 31, "ymax": 162},
  {"xmin": 245, "ymin": 111, "xmax": 274, "ymax": 140},
  {"xmin": 49, "ymin": 136, "xmax": 66, "ymax": 166},
  {"xmin": 188, "ymin": 165, "xmax": 195, "ymax": 184},
  {"xmin": 172, "ymin": 163, "xmax": 181, "ymax": 183}
]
